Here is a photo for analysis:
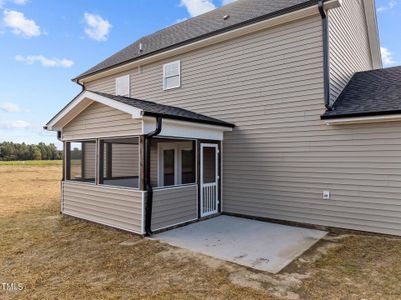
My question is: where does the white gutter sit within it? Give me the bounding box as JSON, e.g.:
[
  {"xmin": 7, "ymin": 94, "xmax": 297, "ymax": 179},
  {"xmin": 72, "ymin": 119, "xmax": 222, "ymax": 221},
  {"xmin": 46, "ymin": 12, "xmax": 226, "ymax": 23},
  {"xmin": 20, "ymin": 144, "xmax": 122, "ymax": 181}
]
[
  {"xmin": 78, "ymin": 0, "xmax": 342, "ymax": 84},
  {"xmin": 324, "ymin": 114, "xmax": 401, "ymax": 125}
]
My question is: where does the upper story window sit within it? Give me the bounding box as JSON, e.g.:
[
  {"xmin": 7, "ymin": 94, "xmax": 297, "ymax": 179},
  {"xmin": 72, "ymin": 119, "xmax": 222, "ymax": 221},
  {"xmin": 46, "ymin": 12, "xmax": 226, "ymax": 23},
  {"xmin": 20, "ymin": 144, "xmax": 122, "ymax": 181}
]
[
  {"xmin": 163, "ymin": 60, "xmax": 181, "ymax": 90},
  {"xmin": 115, "ymin": 75, "xmax": 130, "ymax": 97}
]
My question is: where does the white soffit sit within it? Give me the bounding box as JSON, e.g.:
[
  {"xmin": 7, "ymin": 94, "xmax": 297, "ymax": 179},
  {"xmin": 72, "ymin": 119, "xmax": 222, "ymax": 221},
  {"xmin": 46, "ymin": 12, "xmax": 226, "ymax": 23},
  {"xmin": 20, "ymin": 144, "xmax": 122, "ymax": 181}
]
[{"xmin": 143, "ymin": 117, "xmax": 232, "ymax": 141}]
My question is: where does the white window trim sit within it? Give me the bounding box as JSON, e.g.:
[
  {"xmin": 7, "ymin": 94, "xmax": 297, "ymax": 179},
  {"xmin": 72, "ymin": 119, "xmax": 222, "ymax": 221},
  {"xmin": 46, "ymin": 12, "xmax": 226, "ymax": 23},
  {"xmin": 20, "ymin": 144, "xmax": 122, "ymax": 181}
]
[
  {"xmin": 163, "ymin": 60, "xmax": 181, "ymax": 90},
  {"xmin": 115, "ymin": 74, "xmax": 130, "ymax": 97},
  {"xmin": 157, "ymin": 142, "xmax": 194, "ymax": 187}
]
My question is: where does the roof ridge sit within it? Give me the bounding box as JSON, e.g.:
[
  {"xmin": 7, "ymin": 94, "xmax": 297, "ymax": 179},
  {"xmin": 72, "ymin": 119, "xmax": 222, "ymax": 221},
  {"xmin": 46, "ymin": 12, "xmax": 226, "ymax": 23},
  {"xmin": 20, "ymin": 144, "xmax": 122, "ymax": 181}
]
[{"xmin": 74, "ymin": 0, "xmax": 316, "ymax": 81}]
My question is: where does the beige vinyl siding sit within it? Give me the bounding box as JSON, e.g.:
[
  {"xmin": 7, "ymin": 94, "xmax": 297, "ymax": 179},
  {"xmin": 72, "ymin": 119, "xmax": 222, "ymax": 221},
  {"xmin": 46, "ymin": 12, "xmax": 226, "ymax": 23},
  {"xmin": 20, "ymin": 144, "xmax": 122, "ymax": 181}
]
[
  {"xmin": 328, "ymin": 0, "xmax": 373, "ymax": 102},
  {"xmin": 86, "ymin": 71, "xmax": 131, "ymax": 94},
  {"xmin": 62, "ymin": 102, "xmax": 142, "ymax": 140},
  {"xmin": 152, "ymin": 185, "xmax": 198, "ymax": 231},
  {"xmin": 62, "ymin": 181, "xmax": 143, "ymax": 233},
  {"xmin": 85, "ymin": 15, "xmax": 401, "ymax": 236},
  {"xmin": 112, "ymin": 144, "xmax": 139, "ymax": 177}
]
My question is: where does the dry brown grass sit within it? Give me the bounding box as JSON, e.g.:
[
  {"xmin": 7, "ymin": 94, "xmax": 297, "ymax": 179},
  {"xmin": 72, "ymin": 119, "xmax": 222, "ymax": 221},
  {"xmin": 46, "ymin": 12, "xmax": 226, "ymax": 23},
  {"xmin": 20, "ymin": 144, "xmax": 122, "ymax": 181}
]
[{"xmin": 1, "ymin": 165, "xmax": 401, "ymax": 300}]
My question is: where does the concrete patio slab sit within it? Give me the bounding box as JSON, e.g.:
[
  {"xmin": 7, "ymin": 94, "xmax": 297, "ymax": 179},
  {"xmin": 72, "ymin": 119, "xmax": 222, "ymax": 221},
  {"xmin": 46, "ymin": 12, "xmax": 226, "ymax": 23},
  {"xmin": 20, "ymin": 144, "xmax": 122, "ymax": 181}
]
[{"xmin": 153, "ymin": 215, "xmax": 327, "ymax": 273}]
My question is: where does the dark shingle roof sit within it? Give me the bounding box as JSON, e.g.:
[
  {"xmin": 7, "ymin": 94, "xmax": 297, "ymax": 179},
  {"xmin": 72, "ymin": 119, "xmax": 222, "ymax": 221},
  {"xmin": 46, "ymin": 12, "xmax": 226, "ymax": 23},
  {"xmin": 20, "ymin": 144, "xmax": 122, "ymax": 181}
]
[
  {"xmin": 75, "ymin": 0, "xmax": 317, "ymax": 80},
  {"xmin": 91, "ymin": 91, "xmax": 235, "ymax": 128},
  {"xmin": 322, "ymin": 67, "xmax": 401, "ymax": 119}
]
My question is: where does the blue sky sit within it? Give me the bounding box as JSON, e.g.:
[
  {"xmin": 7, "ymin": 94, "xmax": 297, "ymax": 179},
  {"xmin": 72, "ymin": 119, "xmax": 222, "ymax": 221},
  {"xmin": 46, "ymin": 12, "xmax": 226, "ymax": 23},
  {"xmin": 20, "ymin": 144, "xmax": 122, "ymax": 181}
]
[{"xmin": 0, "ymin": 0, "xmax": 399, "ymax": 149}]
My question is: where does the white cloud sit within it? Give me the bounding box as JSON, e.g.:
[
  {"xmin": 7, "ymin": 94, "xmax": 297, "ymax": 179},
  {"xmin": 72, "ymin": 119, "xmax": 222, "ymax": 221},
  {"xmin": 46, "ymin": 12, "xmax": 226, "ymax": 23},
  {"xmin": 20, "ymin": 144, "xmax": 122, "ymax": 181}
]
[
  {"xmin": 83, "ymin": 12, "xmax": 111, "ymax": 41},
  {"xmin": 0, "ymin": 120, "xmax": 32, "ymax": 129},
  {"xmin": 381, "ymin": 47, "xmax": 396, "ymax": 66},
  {"xmin": 180, "ymin": 0, "xmax": 216, "ymax": 17},
  {"xmin": 3, "ymin": 10, "xmax": 41, "ymax": 37},
  {"xmin": 0, "ymin": 102, "xmax": 26, "ymax": 112},
  {"xmin": 378, "ymin": 0, "xmax": 397, "ymax": 12},
  {"xmin": 0, "ymin": 0, "xmax": 28, "ymax": 8},
  {"xmin": 15, "ymin": 55, "xmax": 74, "ymax": 68},
  {"xmin": 222, "ymin": 0, "xmax": 238, "ymax": 5}
]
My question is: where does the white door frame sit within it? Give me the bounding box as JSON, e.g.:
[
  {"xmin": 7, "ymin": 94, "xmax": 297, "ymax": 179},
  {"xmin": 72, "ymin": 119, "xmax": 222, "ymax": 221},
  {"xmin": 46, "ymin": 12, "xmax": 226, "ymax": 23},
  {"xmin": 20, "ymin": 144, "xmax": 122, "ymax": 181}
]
[{"xmin": 200, "ymin": 143, "xmax": 219, "ymax": 217}]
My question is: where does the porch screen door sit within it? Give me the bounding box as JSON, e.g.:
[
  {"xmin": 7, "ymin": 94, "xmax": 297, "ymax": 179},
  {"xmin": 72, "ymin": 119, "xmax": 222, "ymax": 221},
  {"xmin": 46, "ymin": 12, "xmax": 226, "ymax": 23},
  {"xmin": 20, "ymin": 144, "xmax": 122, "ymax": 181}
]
[{"xmin": 200, "ymin": 144, "xmax": 219, "ymax": 217}]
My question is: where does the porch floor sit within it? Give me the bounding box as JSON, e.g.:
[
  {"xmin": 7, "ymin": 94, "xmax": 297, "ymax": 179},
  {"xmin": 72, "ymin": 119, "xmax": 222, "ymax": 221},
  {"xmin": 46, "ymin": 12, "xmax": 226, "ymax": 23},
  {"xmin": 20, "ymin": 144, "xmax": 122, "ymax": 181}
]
[{"xmin": 153, "ymin": 215, "xmax": 327, "ymax": 273}]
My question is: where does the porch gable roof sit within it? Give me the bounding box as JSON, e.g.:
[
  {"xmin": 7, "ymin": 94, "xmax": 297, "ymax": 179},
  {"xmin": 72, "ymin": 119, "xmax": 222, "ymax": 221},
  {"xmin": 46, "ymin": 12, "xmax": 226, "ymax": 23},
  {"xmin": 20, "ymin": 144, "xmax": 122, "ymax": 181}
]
[
  {"xmin": 45, "ymin": 90, "xmax": 234, "ymax": 131},
  {"xmin": 91, "ymin": 91, "xmax": 235, "ymax": 128}
]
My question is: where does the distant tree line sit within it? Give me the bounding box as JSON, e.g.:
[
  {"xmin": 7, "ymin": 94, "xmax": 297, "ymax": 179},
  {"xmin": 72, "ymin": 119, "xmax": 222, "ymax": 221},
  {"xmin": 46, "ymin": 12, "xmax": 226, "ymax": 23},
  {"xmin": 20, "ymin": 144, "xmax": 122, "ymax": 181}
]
[{"xmin": 0, "ymin": 142, "xmax": 62, "ymax": 161}]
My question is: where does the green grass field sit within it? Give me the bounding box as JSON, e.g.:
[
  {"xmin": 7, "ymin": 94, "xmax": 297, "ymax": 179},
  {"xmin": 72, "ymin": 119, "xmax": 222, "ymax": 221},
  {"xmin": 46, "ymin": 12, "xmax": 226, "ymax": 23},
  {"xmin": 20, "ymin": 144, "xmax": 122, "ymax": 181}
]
[{"xmin": 0, "ymin": 160, "xmax": 62, "ymax": 166}]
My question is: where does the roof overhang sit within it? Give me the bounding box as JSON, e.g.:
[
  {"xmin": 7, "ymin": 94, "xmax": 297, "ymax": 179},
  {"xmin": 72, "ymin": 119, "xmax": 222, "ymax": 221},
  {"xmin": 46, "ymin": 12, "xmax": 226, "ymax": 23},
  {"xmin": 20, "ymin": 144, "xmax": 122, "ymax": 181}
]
[
  {"xmin": 45, "ymin": 91, "xmax": 234, "ymax": 135},
  {"xmin": 323, "ymin": 112, "xmax": 401, "ymax": 125},
  {"xmin": 75, "ymin": 0, "xmax": 342, "ymax": 84},
  {"xmin": 45, "ymin": 91, "xmax": 143, "ymax": 131}
]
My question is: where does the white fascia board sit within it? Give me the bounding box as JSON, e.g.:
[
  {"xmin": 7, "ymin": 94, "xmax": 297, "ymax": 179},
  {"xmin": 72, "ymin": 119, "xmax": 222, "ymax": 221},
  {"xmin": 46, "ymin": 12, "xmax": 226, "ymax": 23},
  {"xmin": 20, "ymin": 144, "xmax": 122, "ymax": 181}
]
[
  {"xmin": 79, "ymin": 0, "xmax": 341, "ymax": 84},
  {"xmin": 363, "ymin": 0, "xmax": 383, "ymax": 69},
  {"xmin": 324, "ymin": 114, "xmax": 401, "ymax": 125},
  {"xmin": 45, "ymin": 91, "xmax": 143, "ymax": 131},
  {"xmin": 143, "ymin": 117, "xmax": 232, "ymax": 141}
]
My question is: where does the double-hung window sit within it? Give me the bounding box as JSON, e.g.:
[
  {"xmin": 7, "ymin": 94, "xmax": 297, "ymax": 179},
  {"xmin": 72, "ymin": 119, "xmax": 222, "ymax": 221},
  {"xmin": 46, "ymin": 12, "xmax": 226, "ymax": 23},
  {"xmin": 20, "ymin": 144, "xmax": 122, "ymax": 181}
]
[{"xmin": 163, "ymin": 60, "xmax": 181, "ymax": 90}]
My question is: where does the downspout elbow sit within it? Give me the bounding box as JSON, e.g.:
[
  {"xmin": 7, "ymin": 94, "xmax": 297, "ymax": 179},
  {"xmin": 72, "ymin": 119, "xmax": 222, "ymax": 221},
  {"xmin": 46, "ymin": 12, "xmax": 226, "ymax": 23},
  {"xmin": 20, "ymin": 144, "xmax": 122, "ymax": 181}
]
[{"xmin": 73, "ymin": 79, "xmax": 85, "ymax": 92}]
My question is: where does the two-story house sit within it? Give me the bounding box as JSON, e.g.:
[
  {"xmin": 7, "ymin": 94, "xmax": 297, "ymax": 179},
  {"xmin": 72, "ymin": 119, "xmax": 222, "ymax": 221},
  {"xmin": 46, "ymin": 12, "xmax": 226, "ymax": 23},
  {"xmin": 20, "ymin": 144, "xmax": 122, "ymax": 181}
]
[{"xmin": 45, "ymin": 0, "xmax": 401, "ymax": 236}]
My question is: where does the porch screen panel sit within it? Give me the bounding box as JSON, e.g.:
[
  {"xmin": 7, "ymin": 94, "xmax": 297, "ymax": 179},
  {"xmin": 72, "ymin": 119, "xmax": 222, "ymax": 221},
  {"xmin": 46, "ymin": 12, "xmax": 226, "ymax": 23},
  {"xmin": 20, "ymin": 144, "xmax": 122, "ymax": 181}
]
[
  {"xmin": 202, "ymin": 147, "xmax": 216, "ymax": 183},
  {"xmin": 101, "ymin": 137, "xmax": 140, "ymax": 188},
  {"xmin": 68, "ymin": 141, "xmax": 96, "ymax": 183},
  {"xmin": 181, "ymin": 148, "xmax": 195, "ymax": 184},
  {"xmin": 163, "ymin": 149, "xmax": 175, "ymax": 186}
]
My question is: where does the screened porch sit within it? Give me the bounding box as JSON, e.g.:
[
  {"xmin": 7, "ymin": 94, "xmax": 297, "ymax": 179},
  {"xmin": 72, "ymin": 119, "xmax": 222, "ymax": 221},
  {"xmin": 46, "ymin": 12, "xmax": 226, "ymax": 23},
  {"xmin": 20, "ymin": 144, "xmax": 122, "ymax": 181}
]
[{"xmin": 46, "ymin": 90, "xmax": 234, "ymax": 235}]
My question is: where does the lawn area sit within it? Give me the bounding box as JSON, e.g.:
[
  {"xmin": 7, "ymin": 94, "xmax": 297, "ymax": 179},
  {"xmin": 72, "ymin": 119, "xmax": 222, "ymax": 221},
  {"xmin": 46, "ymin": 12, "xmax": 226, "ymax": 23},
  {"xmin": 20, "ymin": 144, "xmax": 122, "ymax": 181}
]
[
  {"xmin": 1, "ymin": 164, "xmax": 401, "ymax": 299},
  {"xmin": 0, "ymin": 160, "xmax": 62, "ymax": 166}
]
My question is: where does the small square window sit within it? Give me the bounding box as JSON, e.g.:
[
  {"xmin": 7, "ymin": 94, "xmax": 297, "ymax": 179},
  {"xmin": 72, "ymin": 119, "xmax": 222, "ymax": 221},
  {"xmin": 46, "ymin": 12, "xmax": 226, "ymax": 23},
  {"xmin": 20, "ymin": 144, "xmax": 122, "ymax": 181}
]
[
  {"xmin": 163, "ymin": 61, "xmax": 181, "ymax": 90},
  {"xmin": 115, "ymin": 75, "xmax": 130, "ymax": 97}
]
